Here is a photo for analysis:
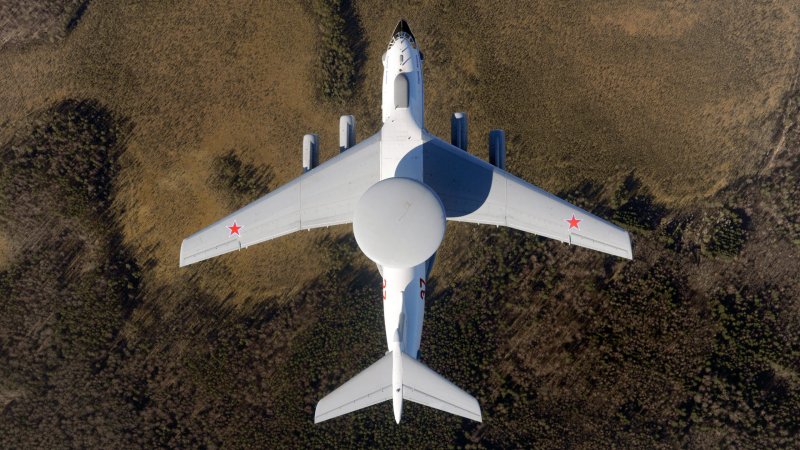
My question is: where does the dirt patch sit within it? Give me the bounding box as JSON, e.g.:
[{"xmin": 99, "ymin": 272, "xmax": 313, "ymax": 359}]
[
  {"xmin": 0, "ymin": 0, "xmax": 88, "ymax": 49},
  {"xmin": 590, "ymin": 3, "xmax": 702, "ymax": 39}
]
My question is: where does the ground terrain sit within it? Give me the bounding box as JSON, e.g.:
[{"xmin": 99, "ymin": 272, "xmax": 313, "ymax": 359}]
[{"xmin": 1, "ymin": 1, "xmax": 799, "ymax": 448}]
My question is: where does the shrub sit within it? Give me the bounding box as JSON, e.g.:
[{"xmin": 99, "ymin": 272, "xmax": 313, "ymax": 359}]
[
  {"xmin": 1, "ymin": 98, "xmax": 128, "ymax": 214},
  {"xmin": 613, "ymin": 194, "xmax": 667, "ymax": 230},
  {"xmin": 759, "ymin": 163, "xmax": 800, "ymax": 244},
  {"xmin": 699, "ymin": 207, "xmax": 747, "ymax": 257},
  {"xmin": 611, "ymin": 173, "xmax": 667, "ymax": 230},
  {"xmin": 313, "ymin": 0, "xmax": 360, "ymax": 103},
  {"xmin": 209, "ymin": 150, "xmax": 274, "ymax": 208},
  {"xmin": 612, "ymin": 171, "xmax": 642, "ymax": 209}
]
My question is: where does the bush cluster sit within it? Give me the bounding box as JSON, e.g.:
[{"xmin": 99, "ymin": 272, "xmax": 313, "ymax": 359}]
[
  {"xmin": 210, "ymin": 150, "xmax": 274, "ymax": 208},
  {"xmin": 611, "ymin": 173, "xmax": 666, "ymax": 230},
  {"xmin": 313, "ymin": 0, "xmax": 359, "ymax": 103},
  {"xmin": 0, "ymin": 99, "xmax": 142, "ymax": 448},
  {"xmin": 759, "ymin": 163, "xmax": 800, "ymax": 244},
  {"xmin": 698, "ymin": 207, "xmax": 747, "ymax": 257},
  {"xmin": 2, "ymin": 99, "xmax": 127, "ymax": 214},
  {"xmin": 681, "ymin": 287, "xmax": 800, "ymax": 447},
  {"xmin": 1, "ymin": 95, "xmax": 799, "ymax": 447}
]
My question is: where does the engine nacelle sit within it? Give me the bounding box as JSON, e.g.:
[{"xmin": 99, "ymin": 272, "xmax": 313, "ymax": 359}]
[
  {"xmin": 488, "ymin": 129, "xmax": 506, "ymax": 170},
  {"xmin": 303, "ymin": 133, "xmax": 319, "ymax": 173},
  {"xmin": 339, "ymin": 115, "xmax": 356, "ymax": 152},
  {"xmin": 451, "ymin": 112, "xmax": 468, "ymax": 151}
]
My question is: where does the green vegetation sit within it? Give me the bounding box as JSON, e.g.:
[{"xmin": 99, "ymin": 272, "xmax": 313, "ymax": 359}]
[
  {"xmin": 698, "ymin": 207, "xmax": 747, "ymax": 257},
  {"xmin": 210, "ymin": 150, "xmax": 274, "ymax": 208},
  {"xmin": 759, "ymin": 162, "xmax": 800, "ymax": 245},
  {"xmin": 1, "ymin": 96, "xmax": 799, "ymax": 448},
  {"xmin": 313, "ymin": 0, "xmax": 362, "ymax": 103},
  {"xmin": 1, "ymin": 99, "xmax": 127, "ymax": 214},
  {"xmin": 611, "ymin": 173, "xmax": 667, "ymax": 231},
  {"xmin": 0, "ymin": 99, "xmax": 142, "ymax": 448},
  {"xmin": 682, "ymin": 287, "xmax": 800, "ymax": 447}
]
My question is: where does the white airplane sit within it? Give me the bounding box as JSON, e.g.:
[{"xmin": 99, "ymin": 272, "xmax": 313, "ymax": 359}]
[{"xmin": 180, "ymin": 20, "xmax": 632, "ymax": 425}]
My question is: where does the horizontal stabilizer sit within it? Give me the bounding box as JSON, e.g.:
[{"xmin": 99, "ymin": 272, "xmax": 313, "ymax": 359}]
[
  {"xmin": 315, "ymin": 351, "xmax": 482, "ymax": 424},
  {"xmin": 401, "ymin": 353, "xmax": 482, "ymax": 422},
  {"xmin": 314, "ymin": 353, "xmax": 393, "ymax": 423}
]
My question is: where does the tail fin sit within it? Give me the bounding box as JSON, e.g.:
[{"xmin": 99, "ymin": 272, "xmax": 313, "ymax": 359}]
[{"xmin": 314, "ymin": 351, "xmax": 482, "ymax": 424}]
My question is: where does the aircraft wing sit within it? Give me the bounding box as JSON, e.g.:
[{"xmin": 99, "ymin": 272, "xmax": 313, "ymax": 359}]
[
  {"xmin": 422, "ymin": 137, "xmax": 632, "ymax": 259},
  {"xmin": 180, "ymin": 132, "xmax": 381, "ymax": 266}
]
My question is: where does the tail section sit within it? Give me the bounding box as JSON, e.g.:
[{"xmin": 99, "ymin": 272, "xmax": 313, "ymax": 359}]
[{"xmin": 314, "ymin": 350, "xmax": 482, "ymax": 424}]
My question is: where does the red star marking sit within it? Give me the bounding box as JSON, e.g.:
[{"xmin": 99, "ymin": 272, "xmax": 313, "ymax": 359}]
[
  {"xmin": 566, "ymin": 214, "xmax": 581, "ymax": 230},
  {"xmin": 227, "ymin": 221, "xmax": 241, "ymax": 236}
]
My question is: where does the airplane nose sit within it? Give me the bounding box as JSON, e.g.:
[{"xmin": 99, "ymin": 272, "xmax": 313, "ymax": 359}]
[
  {"xmin": 392, "ymin": 19, "xmax": 415, "ymax": 40},
  {"xmin": 393, "ymin": 19, "xmax": 410, "ymax": 36}
]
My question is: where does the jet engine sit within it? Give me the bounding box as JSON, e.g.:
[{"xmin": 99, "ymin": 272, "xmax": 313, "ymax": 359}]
[
  {"xmin": 451, "ymin": 112, "xmax": 468, "ymax": 151},
  {"xmin": 489, "ymin": 129, "xmax": 506, "ymax": 170},
  {"xmin": 302, "ymin": 133, "xmax": 319, "ymax": 173},
  {"xmin": 339, "ymin": 115, "xmax": 356, "ymax": 152}
]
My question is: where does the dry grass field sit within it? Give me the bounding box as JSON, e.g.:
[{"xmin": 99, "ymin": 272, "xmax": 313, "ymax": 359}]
[
  {"xmin": 1, "ymin": 1, "xmax": 800, "ymax": 447},
  {"xmin": 2, "ymin": 1, "xmax": 797, "ymax": 286}
]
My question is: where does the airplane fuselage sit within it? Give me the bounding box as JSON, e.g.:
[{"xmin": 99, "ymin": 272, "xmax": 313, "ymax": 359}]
[
  {"xmin": 378, "ymin": 29, "xmax": 429, "ymax": 423},
  {"xmin": 378, "ymin": 29, "xmax": 428, "ymax": 354}
]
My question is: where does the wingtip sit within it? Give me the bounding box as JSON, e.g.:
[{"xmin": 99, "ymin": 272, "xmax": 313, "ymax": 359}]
[
  {"xmin": 313, "ymin": 401, "xmax": 331, "ymax": 424},
  {"xmin": 472, "ymin": 399, "xmax": 483, "ymax": 423},
  {"xmin": 624, "ymin": 231, "xmax": 634, "ymax": 260},
  {"xmin": 179, "ymin": 239, "xmax": 191, "ymax": 267}
]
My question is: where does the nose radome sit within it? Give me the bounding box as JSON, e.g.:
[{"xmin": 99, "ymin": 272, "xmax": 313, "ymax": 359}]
[{"xmin": 392, "ymin": 19, "xmax": 415, "ymax": 40}]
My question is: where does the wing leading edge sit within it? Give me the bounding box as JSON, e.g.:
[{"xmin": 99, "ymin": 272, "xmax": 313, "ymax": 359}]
[
  {"xmin": 180, "ymin": 132, "xmax": 381, "ymax": 266},
  {"xmin": 422, "ymin": 136, "xmax": 632, "ymax": 259}
]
